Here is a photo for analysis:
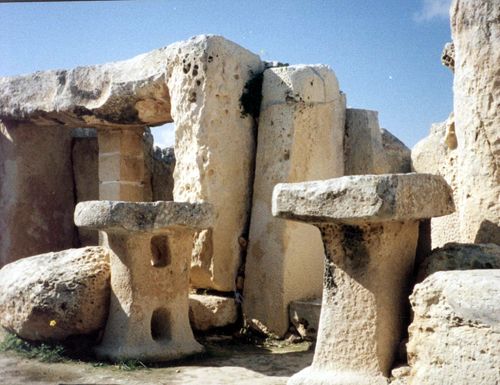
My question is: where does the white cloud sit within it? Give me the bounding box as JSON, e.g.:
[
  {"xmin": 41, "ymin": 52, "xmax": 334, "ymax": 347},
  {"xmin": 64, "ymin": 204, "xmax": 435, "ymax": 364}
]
[
  {"xmin": 414, "ymin": 0, "xmax": 452, "ymax": 22},
  {"xmin": 151, "ymin": 123, "xmax": 175, "ymax": 148}
]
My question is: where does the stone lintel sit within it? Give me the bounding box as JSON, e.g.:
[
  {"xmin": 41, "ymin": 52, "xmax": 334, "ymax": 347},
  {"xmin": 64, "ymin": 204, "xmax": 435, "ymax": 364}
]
[
  {"xmin": 273, "ymin": 173, "xmax": 455, "ymax": 225},
  {"xmin": 74, "ymin": 200, "xmax": 214, "ymax": 233}
]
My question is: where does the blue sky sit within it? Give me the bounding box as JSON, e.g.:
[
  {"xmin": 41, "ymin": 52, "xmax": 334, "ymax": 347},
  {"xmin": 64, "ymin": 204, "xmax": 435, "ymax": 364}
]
[{"xmin": 0, "ymin": 0, "xmax": 453, "ymax": 148}]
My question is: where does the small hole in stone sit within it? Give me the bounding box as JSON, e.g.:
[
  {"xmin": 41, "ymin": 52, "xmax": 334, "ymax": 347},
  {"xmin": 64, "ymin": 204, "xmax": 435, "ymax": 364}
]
[
  {"xmin": 150, "ymin": 235, "xmax": 171, "ymax": 267},
  {"xmin": 151, "ymin": 308, "xmax": 171, "ymax": 341}
]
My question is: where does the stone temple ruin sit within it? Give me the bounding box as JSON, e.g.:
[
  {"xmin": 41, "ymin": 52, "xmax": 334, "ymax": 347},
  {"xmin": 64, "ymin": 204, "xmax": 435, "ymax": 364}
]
[{"xmin": 0, "ymin": 0, "xmax": 498, "ymax": 384}]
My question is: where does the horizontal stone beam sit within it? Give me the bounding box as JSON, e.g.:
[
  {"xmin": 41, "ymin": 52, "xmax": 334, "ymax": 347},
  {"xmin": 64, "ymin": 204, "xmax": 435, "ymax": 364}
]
[
  {"xmin": 272, "ymin": 173, "xmax": 455, "ymax": 224},
  {"xmin": 0, "ymin": 35, "xmax": 246, "ymax": 129},
  {"xmin": 74, "ymin": 200, "xmax": 214, "ymax": 232}
]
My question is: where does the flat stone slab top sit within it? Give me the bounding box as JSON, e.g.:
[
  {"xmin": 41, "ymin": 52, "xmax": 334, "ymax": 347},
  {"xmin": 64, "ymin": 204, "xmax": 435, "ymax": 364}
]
[
  {"xmin": 75, "ymin": 200, "xmax": 214, "ymax": 233},
  {"xmin": 273, "ymin": 173, "xmax": 455, "ymax": 224}
]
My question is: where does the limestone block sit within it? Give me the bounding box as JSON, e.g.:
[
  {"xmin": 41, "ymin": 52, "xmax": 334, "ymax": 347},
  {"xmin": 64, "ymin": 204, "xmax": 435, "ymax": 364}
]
[
  {"xmin": 168, "ymin": 36, "xmax": 264, "ymax": 291},
  {"xmin": 412, "ymin": 115, "xmax": 460, "ymax": 248},
  {"xmin": 407, "ymin": 270, "xmax": 500, "ymax": 385},
  {"xmin": 189, "ymin": 294, "xmax": 238, "ymax": 331},
  {"xmin": 417, "ymin": 242, "xmax": 500, "ymax": 282},
  {"xmin": 380, "ymin": 128, "xmax": 411, "ymax": 173},
  {"xmin": 0, "ymin": 247, "xmax": 110, "ymax": 341},
  {"xmin": 273, "ymin": 173, "xmax": 455, "ymax": 224},
  {"xmin": 72, "ymin": 129, "xmax": 99, "ymax": 246},
  {"xmin": 0, "ymin": 122, "xmax": 78, "ymax": 268},
  {"xmin": 289, "ymin": 298, "xmax": 322, "ymax": 339},
  {"xmin": 151, "ymin": 147, "xmax": 175, "ymax": 202},
  {"xmin": 451, "ymin": 0, "xmax": 500, "ymax": 244},
  {"xmin": 244, "ymin": 65, "xmax": 345, "ymax": 336},
  {"xmin": 97, "ymin": 128, "xmax": 145, "ymax": 201},
  {"xmin": 75, "ymin": 200, "xmax": 213, "ymax": 362},
  {"xmin": 344, "ymin": 109, "xmax": 389, "ymax": 175},
  {"xmin": 273, "ymin": 174, "xmax": 454, "ymax": 385}
]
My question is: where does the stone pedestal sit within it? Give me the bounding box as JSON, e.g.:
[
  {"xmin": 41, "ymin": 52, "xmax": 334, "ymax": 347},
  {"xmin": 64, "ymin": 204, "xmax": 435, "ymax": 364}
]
[
  {"xmin": 272, "ymin": 174, "xmax": 454, "ymax": 385},
  {"xmin": 75, "ymin": 200, "xmax": 213, "ymax": 362}
]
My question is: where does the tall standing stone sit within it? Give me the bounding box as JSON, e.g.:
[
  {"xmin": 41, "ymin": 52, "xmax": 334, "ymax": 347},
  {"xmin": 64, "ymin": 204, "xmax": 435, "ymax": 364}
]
[
  {"xmin": 451, "ymin": 0, "xmax": 500, "ymax": 244},
  {"xmin": 243, "ymin": 65, "xmax": 345, "ymax": 336},
  {"xmin": 168, "ymin": 36, "xmax": 264, "ymax": 291}
]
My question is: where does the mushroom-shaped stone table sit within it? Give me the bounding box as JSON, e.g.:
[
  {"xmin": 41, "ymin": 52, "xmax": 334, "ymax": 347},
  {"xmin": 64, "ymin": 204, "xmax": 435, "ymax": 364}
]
[
  {"xmin": 272, "ymin": 174, "xmax": 455, "ymax": 385},
  {"xmin": 74, "ymin": 200, "xmax": 214, "ymax": 362}
]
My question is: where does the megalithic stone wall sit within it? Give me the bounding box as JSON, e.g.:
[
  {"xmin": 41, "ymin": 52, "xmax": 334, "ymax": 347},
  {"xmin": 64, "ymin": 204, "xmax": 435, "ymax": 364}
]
[
  {"xmin": 0, "ymin": 122, "xmax": 78, "ymax": 268},
  {"xmin": 243, "ymin": 65, "xmax": 345, "ymax": 336},
  {"xmin": 168, "ymin": 36, "xmax": 264, "ymax": 292},
  {"xmin": 450, "ymin": 0, "xmax": 500, "ymax": 244}
]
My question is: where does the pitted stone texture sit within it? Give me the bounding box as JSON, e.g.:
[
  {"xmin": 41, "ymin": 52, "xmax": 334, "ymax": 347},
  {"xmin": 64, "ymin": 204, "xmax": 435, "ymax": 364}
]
[
  {"xmin": 169, "ymin": 36, "xmax": 264, "ymax": 291},
  {"xmin": 76, "ymin": 200, "xmax": 213, "ymax": 362},
  {"xmin": 344, "ymin": 109, "xmax": 390, "ymax": 175},
  {"xmin": 0, "ymin": 247, "xmax": 110, "ymax": 341},
  {"xmin": 75, "ymin": 200, "xmax": 214, "ymax": 232},
  {"xmin": 189, "ymin": 294, "xmax": 238, "ymax": 331},
  {"xmin": 441, "ymin": 42, "xmax": 455, "ymax": 71},
  {"xmin": 417, "ymin": 242, "xmax": 500, "ymax": 282},
  {"xmin": 244, "ymin": 65, "xmax": 345, "ymax": 337},
  {"xmin": 452, "ymin": 0, "xmax": 499, "ymax": 244},
  {"xmin": 0, "ymin": 122, "xmax": 78, "ymax": 268},
  {"xmin": 407, "ymin": 270, "xmax": 500, "ymax": 385},
  {"xmin": 380, "ymin": 128, "xmax": 411, "ymax": 173},
  {"xmin": 412, "ymin": 115, "xmax": 460, "ymax": 248},
  {"xmin": 273, "ymin": 173, "xmax": 455, "ymax": 225}
]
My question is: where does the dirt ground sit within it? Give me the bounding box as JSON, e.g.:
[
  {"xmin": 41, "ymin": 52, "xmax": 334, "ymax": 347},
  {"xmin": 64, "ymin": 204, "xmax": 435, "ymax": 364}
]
[{"xmin": 0, "ymin": 332, "xmax": 314, "ymax": 385}]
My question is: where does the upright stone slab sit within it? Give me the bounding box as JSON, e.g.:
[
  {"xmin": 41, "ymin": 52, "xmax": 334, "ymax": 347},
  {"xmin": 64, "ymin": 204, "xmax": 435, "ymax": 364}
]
[
  {"xmin": 0, "ymin": 122, "xmax": 77, "ymax": 268},
  {"xmin": 243, "ymin": 65, "xmax": 345, "ymax": 336},
  {"xmin": 412, "ymin": 115, "xmax": 460, "ymax": 248},
  {"xmin": 451, "ymin": 0, "xmax": 500, "ymax": 244},
  {"xmin": 272, "ymin": 174, "xmax": 454, "ymax": 385},
  {"xmin": 344, "ymin": 109, "xmax": 389, "ymax": 175},
  {"xmin": 75, "ymin": 200, "xmax": 213, "ymax": 362},
  {"xmin": 168, "ymin": 36, "xmax": 264, "ymax": 291}
]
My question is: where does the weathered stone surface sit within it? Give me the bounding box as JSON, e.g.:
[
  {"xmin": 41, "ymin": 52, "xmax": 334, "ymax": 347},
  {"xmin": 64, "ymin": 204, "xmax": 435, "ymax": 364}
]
[
  {"xmin": 244, "ymin": 65, "xmax": 345, "ymax": 337},
  {"xmin": 151, "ymin": 147, "xmax": 175, "ymax": 202},
  {"xmin": 276, "ymin": 174, "xmax": 454, "ymax": 385},
  {"xmin": 451, "ymin": 0, "xmax": 500, "ymax": 245},
  {"xmin": 415, "ymin": 0, "xmax": 500, "ymax": 247},
  {"xmin": 273, "ymin": 173, "xmax": 455, "ymax": 225},
  {"xmin": 0, "ymin": 247, "xmax": 110, "ymax": 341},
  {"xmin": 417, "ymin": 242, "xmax": 500, "ymax": 282},
  {"xmin": 289, "ymin": 298, "xmax": 321, "ymax": 339},
  {"xmin": 344, "ymin": 109, "xmax": 389, "ymax": 175},
  {"xmin": 75, "ymin": 200, "xmax": 214, "ymax": 232},
  {"xmin": 189, "ymin": 294, "xmax": 238, "ymax": 331},
  {"xmin": 0, "ymin": 122, "xmax": 78, "ymax": 268},
  {"xmin": 412, "ymin": 115, "xmax": 460, "ymax": 248},
  {"xmin": 0, "ymin": 45, "xmax": 173, "ymax": 129},
  {"xmin": 169, "ymin": 37, "xmax": 264, "ymax": 292},
  {"xmin": 441, "ymin": 41, "xmax": 455, "ymax": 71},
  {"xmin": 72, "ymin": 129, "xmax": 99, "ymax": 246},
  {"xmin": 381, "ymin": 128, "xmax": 411, "ymax": 173},
  {"xmin": 407, "ymin": 270, "xmax": 500, "ymax": 385},
  {"xmin": 76, "ymin": 200, "xmax": 213, "ymax": 362}
]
